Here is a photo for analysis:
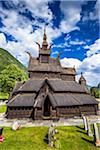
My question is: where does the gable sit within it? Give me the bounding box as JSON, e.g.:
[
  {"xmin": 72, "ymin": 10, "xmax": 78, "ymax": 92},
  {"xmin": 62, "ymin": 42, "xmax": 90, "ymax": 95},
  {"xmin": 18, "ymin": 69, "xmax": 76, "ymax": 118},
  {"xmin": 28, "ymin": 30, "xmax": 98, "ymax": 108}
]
[{"xmin": 34, "ymin": 93, "xmax": 56, "ymax": 108}]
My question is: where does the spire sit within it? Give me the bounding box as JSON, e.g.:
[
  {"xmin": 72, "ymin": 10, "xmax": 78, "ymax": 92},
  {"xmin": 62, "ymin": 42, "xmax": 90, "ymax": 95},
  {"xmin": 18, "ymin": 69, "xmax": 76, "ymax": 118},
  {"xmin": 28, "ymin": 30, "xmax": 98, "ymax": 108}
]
[
  {"xmin": 42, "ymin": 25, "xmax": 48, "ymax": 50},
  {"xmin": 79, "ymin": 72, "xmax": 86, "ymax": 86}
]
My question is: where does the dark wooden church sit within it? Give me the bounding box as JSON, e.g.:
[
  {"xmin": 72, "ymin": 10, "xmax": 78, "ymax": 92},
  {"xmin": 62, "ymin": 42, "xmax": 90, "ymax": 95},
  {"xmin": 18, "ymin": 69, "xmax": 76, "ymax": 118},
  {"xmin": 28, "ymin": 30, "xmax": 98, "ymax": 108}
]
[{"xmin": 6, "ymin": 29, "xmax": 98, "ymax": 120}]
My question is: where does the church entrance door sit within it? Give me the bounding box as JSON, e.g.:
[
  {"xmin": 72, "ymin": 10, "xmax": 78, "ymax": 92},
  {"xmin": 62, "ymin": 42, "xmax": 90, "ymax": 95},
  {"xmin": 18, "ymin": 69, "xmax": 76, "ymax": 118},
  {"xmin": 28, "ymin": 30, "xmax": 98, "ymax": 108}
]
[{"xmin": 43, "ymin": 96, "xmax": 51, "ymax": 117}]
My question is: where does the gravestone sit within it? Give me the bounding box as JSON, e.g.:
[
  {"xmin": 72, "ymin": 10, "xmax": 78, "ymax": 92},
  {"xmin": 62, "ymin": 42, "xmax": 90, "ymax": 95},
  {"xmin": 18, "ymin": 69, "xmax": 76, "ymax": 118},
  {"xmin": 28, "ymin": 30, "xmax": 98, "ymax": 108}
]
[
  {"xmin": 0, "ymin": 128, "xmax": 4, "ymax": 142},
  {"xmin": 12, "ymin": 121, "xmax": 21, "ymax": 131},
  {"xmin": 93, "ymin": 123, "xmax": 100, "ymax": 147},
  {"xmin": 82, "ymin": 116, "xmax": 88, "ymax": 131},
  {"xmin": 86, "ymin": 119, "xmax": 93, "ymax": 137},
  {"xmin": 0, "ymin": 128, "xmax": 3, "ymax": 136},
  {"xmin": 48, "ymin": 124, "xmax": 58, "ymax": 147},
  {"xmin": 48, "ymin": 124, "xmax": 55, "ymax": 147},
  {"xmin": 97, "ymin": 101, "xmax": 100, "ymax": 115}
]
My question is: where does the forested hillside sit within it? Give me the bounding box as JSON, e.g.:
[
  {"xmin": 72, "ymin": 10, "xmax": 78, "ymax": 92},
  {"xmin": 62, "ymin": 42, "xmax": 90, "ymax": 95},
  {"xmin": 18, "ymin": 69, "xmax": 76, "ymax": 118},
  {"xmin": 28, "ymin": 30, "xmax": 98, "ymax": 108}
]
[
  {"xmin": 0, "ymin": 48, "xmax": 28, "ymax": 99},
  {"xmin": 0, "ymin": 48, "xmax": 26, "ymax": 72}
]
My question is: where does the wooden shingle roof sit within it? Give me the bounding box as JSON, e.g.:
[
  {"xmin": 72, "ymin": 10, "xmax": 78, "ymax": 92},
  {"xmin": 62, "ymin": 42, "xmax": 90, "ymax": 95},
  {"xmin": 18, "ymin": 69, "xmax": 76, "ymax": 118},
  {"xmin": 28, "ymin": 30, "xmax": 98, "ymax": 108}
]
[
  {"xmin": 28, "ymin": 57, "xmax": 76, "ymax": 76},
  {"xmin": 18, "ymin": 79, "xmax": 44, "ymax": 92},
  {"xmin": 72, "ymin": 94, "xmax": 98, "ymax": 105},
  {"xmin": 52, "ymin": 93, "xmax": 81, "ymax": 106},
  {"xmin": 13, "ymin": 82, "xmax": 24, "ymax": 93},
  {"xmin": 8, "ymin": 79, "xmax": 98, "ymax": 108},
  {"xmin": 8, "ymin": 82, "xmax": 24, "ymax": 101},
  {"xmin": 49, "ymin": 93, "xmax": 98, "ymax": 107},
  {"xmin": 47, "ymin": 79, "xmax": 89, "ymax": 93},
  {"xmin": 28, "ymin": 64, "xmax": 61, "ymax": 72},
  {"xmin": 12, "ymin": 79, "xmax": 89, "ymax": 94},
  {"xmin": 8, "ymin": 93, "xmax": 36, "ymax": 107},
  {"xmin": 28, "ymin": 93, "xmax": 98, "ymax": 108}
]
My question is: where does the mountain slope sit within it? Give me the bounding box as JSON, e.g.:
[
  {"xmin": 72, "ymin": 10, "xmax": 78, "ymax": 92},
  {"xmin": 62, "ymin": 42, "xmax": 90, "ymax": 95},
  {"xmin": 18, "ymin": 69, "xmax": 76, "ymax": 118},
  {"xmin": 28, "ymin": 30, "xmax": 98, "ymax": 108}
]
[{"xmin": 0, "ymin": 48, "xmax": 26, "ymax": 72}]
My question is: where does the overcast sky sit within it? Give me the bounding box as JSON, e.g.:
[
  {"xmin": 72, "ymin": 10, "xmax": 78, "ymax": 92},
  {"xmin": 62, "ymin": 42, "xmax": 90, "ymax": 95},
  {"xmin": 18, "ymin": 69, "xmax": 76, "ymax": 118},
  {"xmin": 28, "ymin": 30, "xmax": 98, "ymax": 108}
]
[{"xmin": 0, "ymin": 0, "xmax": 100, "ymax": 86}]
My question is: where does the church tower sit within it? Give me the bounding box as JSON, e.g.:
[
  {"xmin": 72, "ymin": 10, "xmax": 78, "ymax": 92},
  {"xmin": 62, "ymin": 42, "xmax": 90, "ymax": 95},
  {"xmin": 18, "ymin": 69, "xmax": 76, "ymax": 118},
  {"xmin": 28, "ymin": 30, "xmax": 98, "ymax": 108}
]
[
  {"xmin": 79, "ymin": 72, "xmax": 86, "ymax": 86},
  {"xmin": 36, "ymin": 27, "xmax": 51, "ymax": 63}
]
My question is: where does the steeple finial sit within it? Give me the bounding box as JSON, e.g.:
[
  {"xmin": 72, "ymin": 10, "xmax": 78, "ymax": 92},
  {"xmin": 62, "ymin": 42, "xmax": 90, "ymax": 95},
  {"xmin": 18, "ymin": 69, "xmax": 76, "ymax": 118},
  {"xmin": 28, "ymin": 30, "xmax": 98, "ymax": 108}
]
[
  {"xmin": 44, "ymin": 24, "xmax": 46, "ymax": 34},
  {"xmin": 43, "ymin": 25, "xmax": 47, "ymax": 41},
  {"xmin": 42, "ymin": 25, "xmax": 48, "ymax": 50}
]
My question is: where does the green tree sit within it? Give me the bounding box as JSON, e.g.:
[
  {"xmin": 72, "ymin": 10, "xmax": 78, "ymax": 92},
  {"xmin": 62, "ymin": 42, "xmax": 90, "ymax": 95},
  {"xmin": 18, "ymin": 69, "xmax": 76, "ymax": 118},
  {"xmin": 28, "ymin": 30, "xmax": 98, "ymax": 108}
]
[
  {"xmin": 0, "ymin": 64, "xmax": 28, "ymax": 94},
  {"xmin": 90, "ymin": 86, "xmax": 100, "ymax": 98}
]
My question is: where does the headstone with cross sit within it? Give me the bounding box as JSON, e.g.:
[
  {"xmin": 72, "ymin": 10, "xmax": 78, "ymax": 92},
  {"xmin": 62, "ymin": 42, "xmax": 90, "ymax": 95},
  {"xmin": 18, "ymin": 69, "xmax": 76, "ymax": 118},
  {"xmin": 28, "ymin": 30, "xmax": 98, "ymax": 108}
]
[{"xmin": 93, "ymin": 123, "xmax": 100, "ymax": 147}]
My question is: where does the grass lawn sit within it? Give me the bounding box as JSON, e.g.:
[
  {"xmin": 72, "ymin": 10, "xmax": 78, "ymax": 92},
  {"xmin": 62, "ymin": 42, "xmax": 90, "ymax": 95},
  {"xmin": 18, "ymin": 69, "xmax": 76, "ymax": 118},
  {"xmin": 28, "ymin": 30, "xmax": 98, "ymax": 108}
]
[
  {"xmin": 0, "ymin": 105, "xmax": 7, "ymax": 113},
  {"xmin": 0, "ymin": 126, "xmax": 99, "ymax": 150}
]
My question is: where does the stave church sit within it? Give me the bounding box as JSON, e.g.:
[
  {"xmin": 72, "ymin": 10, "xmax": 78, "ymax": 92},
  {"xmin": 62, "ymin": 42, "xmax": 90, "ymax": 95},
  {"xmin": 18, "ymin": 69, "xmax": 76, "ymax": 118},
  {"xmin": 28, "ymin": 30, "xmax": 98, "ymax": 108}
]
[{"xmin": 6, "ymin": 28, "xmax": 98, "ymax": 120}]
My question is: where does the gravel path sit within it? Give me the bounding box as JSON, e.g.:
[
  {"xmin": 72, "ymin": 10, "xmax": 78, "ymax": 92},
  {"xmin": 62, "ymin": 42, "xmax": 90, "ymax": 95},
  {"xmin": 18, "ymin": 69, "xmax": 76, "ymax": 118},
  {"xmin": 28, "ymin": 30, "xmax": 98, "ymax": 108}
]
[{"xmin": 0, "ymin": 113, "xmax": 100, "ymax": 127}]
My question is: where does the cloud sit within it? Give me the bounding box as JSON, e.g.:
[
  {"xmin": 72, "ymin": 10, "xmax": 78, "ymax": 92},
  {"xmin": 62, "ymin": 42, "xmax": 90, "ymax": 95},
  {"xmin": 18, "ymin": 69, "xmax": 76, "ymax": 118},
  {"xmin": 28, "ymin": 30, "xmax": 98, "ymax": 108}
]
[
  {"xmin": 78, "ymin": 54, "xmax": 100, "ymax": 86},
  {"xmin": 0, "ymin": 33, "xmax": 7, "ymax": 46},
  {"xmin": 59, "ymin": 1, "xmax": 83, "ymax": 33},
  {"xmin": 60, "ymin": 21, "xmax": 79, "ymax": 33},
  {"xmin": 60, "ymin": 57, "xmax": 81, "ymax": 68},
  {"xmin": 78, "ymin": 53, "xmax": 100, "ymax": 73},
  {"xmin": 60, "ymin": 0, "xmax": 99, "ymax": 30},
  {"xmin": 82, "ymin": 0, "xmax": 99, "ymax": 22},
  {"xmin": 0, "ymin": 0, "xmax": 53, "ymax": 22},
  {"xmin": 0, "ymin": 33, "xmax": 37, "ymax": 66},
  {"xmin": 20, "ymin": 0, "xmax": 53, "ymax": 22},
  {"xmin": 89, "ymin": 0, "xmax": 99, "ymax": 21},
  {"xmin": 53, "ymin": 38, "xmax": 86, "ymax": 51},
  {"xmin": 84, "ymin": 38, "xmax": 100, "ymax": 56},
  {"xmin": 60, "ymin": 53, "xmax": 100, "ymax": 86},
  {"xmin": 53, "ymin": 42, "xmax": 69, "ymax": 49},
  {"xmin": 0, "ymin": 1, "xmax": 61, "ymax": 65},
  {"xmin": 60, "ymin": 38, "xmax": 100, "ymax": 86},
  {"xmin": 0, "ymin": 8, "xmax": 61, "ymax": 61},
  {"xmin": 69, "ymin": 39, "xmax": 86, "ymax": 45}
]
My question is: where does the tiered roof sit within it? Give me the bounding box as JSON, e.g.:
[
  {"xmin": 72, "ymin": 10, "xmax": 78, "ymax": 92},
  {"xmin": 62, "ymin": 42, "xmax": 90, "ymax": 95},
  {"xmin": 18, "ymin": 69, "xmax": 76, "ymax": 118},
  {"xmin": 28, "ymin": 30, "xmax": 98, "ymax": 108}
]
[{"xmin": 8, "ymin": 78, "xmax": 98, "ymax": 107}]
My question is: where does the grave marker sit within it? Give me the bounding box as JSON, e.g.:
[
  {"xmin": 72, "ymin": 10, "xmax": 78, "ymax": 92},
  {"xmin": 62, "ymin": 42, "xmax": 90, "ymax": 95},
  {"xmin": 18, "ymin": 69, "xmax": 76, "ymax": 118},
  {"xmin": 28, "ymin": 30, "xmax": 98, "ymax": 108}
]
[{"xmin": 93, "ymin": 123, "xmax": 100, "ymax": 147}]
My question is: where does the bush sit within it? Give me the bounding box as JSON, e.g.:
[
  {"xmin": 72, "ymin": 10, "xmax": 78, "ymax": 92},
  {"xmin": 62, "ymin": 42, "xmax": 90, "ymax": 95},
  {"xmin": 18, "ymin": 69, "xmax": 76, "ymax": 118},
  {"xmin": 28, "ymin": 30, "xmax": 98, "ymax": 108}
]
[{"xmin": 0, "ymin": 64, "xmax": 28, "ymax": 94}]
